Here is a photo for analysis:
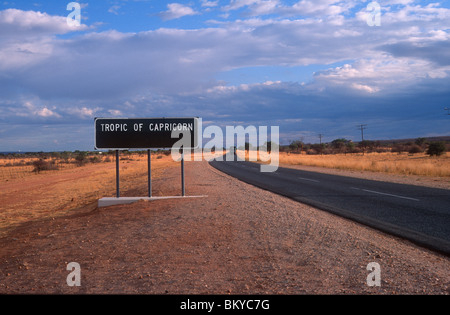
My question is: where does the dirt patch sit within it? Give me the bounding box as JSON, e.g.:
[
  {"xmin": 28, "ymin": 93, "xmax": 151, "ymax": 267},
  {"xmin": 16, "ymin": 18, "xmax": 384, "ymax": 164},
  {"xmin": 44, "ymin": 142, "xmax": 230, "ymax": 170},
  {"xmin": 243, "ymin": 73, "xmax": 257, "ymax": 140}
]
[
  {"xmin": 0, "ymin": 160, "xmax": 449, "ymax": 294},
  {"xmin": 0, "ymin": 155, "xmax": 176, "ymax": 237}
]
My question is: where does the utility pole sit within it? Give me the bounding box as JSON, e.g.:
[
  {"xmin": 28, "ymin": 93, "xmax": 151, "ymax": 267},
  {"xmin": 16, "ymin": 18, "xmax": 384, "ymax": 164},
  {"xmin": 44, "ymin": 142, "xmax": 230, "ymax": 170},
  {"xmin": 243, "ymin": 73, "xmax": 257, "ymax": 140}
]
[
  {"xmin": 357, "ymin": 124, "xmax": 367, "ymax": 155},
  {"xmin": 318, "ymin": 134, "xmax": 323, "ymax": 145},
  {"xmin": 357, "ymin": 124, "xmax": 367, "ymax": 142},
  {"xmin": 318, "ymin": 134, "xmax": 324, "ymax": 155}
]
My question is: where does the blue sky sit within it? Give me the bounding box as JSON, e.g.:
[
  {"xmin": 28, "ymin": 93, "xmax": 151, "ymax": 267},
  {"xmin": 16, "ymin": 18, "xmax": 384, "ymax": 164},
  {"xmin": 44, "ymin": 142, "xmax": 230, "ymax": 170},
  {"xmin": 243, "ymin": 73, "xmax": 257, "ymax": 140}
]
[{"xmin": 0, "ymin": 0, "xmax": 449, "ymax": 151}]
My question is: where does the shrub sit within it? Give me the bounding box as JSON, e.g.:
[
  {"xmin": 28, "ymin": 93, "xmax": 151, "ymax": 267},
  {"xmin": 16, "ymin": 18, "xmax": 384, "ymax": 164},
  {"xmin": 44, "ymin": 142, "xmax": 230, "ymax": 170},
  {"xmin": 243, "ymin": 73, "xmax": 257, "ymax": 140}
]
[
  {"xmin": 408, "ymin": 144, "xmax": 423, "ymax": 154},
  {"xmin": 289, "ymin": 140, "xmax": 304, "ymax": 153},
  {"xmin": 392, "ymin": 144, "xmax": 406, "ymax": 154},
  {"xmin": 89, "ymin": 156, "xmax": 101, "ymax": 163},
  {"xmin": 415, "ymin": 137, "xmax": 426, "ymax": 147},
  {"xmin": 32, "ymin": 159, "xmax": 58, "ymax": 173},
  {"xmin": 75, "ymin": 152, "xmax": 87, "ymax": 166},
  {"xmin": 426, "ymin": 142, "xmax": 446, "ymax": 156}
]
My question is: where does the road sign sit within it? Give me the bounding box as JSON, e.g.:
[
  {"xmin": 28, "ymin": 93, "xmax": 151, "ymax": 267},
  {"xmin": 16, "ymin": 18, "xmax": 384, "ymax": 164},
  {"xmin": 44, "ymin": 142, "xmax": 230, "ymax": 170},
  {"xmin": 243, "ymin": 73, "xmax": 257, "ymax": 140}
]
[{"xmin": 94, "ymin": 117, "xmax": 199, "ymax": 150}]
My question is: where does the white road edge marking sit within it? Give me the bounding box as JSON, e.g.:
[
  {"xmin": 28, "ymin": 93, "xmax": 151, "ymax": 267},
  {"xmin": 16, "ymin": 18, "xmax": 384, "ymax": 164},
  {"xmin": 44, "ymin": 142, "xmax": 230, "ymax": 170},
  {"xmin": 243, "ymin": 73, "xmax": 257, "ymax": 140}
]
[
  {"xmin": 298, "ymin": 177, "xmax": 320, "ymax": 183},
  {"xmin": 350, "ymin": 187, "xmax": 419, "ymax": 201}
]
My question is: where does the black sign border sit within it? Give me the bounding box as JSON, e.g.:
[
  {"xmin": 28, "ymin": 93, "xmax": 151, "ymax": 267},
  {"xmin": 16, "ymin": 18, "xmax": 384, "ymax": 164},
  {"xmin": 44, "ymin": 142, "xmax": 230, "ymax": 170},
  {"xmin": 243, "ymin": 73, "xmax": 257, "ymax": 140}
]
[{"xmin": 94, "ymin": 117, "xmax": 200, "ymax": 150}]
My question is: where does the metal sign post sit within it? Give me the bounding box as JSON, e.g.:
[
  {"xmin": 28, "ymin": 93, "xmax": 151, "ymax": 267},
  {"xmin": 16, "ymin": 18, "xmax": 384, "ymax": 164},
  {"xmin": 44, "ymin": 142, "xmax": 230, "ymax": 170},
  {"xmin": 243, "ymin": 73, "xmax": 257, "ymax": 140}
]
[
  {"xmin": 116, "ymin": 150, "xmax": 120, "ymax": 198},
  {"xmin": 181, "ymin": 152, "xmax": 185, "ymax": 197},
  {"xmin": 148, "ymin": 149, "xmax": 152, "ymax": 198}
]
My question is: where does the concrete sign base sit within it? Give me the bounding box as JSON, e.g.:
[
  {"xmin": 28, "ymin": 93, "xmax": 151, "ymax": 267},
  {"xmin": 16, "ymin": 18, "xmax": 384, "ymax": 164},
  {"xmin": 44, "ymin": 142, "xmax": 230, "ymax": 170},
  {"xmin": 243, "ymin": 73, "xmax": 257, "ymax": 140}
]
[{"xmin": 98, "ymin": 195, "xmax": 207, "ymax": 208}]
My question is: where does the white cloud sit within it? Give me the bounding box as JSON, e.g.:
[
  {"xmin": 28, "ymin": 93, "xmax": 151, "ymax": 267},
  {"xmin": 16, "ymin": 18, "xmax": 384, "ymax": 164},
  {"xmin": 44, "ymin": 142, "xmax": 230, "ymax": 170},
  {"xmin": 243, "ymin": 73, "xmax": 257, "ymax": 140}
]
[
  {"xmin": 159, "ymin": 3, "xmax": 199, "ymax": 20},
  {"xmin": 223, "ymin": 0, "xmax": 260, "ymax": 11},
  {"xmin": 0, "ymin": 8, "xmax": 87, "ymax": 36},
  {"xmin": 66, "ymin": 106, "xmax": 100, "ymax": 118},
  {"xmin": 351, "ymin": 83, "xmax": 379, "ymax": 94},
  {"xmin": 36, "ymin": 107, "xmax": 60, "ymax": 118},
  {"xmin": 108, "ymin": 5, "xmax": 121, "ymax": 15},
  {"xmin": 373, "ymin": 2, "xmax": 450, "ymax": 24},
  {"xmin": 108, "ymin": 109, "xmax": 123, "ymax": 116},
  {"xmin": 382, "ymin": 0, "xmax": 414, "ymax": 4},
  {"xmin": 19, "ymin": 101, "xmax": 61, "ymax": 119},
  {"xmin": 223, "ymin": 0, "xmax": 281, "ymax": 16},
  {"xmin": 0, "ymin": 37, "xmax": 54, "ymax": 70},
  {"xmin": 0, "ymin": 9, "xmax": 88, "ymax": 70},
  {"xmin": 201, "ymin": 0, "xmax": 219, "ymax": 7},
  {"xmin": 249, "ymin": 0, "xmax": 280, "ymax": 16},
  {"xmin": 312, "ymin": 54, "xmax": 450, "ymax": 94},
  {"xmin": 285, "ymin": 0, "xmax": 357, "ymax": 17}
]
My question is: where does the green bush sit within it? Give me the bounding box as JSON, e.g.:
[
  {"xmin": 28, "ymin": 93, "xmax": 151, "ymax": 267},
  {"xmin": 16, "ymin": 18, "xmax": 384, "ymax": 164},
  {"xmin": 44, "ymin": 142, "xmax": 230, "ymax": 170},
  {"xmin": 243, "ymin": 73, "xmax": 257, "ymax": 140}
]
[{"xmin": 426, "ymin": 142, "xmax": 446, "ymax": 156}]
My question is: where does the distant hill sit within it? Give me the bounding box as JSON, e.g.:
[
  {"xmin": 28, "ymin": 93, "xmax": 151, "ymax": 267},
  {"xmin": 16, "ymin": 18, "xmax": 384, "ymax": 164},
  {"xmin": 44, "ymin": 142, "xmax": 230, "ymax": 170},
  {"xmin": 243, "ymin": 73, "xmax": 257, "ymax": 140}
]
[{"xmin": 373, "ymin": 136, "xmax": 450, "ymax": 145}]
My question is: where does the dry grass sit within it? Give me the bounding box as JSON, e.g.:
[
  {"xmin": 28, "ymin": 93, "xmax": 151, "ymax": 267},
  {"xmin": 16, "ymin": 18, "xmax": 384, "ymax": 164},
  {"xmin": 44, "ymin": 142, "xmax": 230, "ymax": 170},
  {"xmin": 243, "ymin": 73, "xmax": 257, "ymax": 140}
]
[
  {"xmin": 0, "ymin": 156, "xmax": 90, "ymax": 181},
  {"xmin": 0, "ymin": 153, "xmax": 177, "ymax": 237},
  {"xmin": 199, "ymin": 149, "xmax": 450, "ymax": 178},
  {"xmin": 152, "ymin": 149, "xmax": 450, "ymax": 178},
  {"xmin": 276, "ymin": 151, "xmax": 450, "ymax": 177}
]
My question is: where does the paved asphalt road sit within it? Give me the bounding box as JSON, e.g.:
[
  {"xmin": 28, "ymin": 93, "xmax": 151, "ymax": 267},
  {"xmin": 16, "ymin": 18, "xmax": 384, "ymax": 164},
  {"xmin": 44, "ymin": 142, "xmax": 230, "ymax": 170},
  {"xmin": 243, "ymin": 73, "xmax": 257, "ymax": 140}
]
[{"xmin": 209, "ymin": 157, "xmax": 450, "ymax": 256}]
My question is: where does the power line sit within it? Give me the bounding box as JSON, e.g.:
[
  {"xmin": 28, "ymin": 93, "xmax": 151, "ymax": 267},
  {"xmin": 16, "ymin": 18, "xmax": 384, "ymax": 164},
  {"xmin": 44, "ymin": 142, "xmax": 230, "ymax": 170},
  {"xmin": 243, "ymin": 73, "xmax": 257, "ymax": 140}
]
[
  {"xmin": 357, "ymin": 124, "xmax": 367, "ymax": 141},
  {"xmin": 357, "ymin": 124, "xmax": 368, "ymax": 156},
  {"xmin": 318, "ymin": 134, "xmax": 324, "ymax": 155},
  {"xmin": 318, "ymin": 133, "xmax": 324, "ymax": 145}
]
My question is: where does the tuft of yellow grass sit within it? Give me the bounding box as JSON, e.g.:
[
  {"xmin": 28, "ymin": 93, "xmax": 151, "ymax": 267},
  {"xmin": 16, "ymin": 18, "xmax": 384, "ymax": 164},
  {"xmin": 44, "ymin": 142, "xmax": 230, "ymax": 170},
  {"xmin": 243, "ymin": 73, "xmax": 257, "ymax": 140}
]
[{"xmin": 276, "ymin": 152, "xmax": 450, "ymax": 177}]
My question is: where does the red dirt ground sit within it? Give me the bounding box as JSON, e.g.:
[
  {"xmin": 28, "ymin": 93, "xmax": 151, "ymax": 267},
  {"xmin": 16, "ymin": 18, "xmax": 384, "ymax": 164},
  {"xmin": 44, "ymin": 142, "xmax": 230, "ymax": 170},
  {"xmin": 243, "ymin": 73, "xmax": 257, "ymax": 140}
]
[{"xmin": 0, "ymin": 159, "xmax": 449, "ymax": 294}]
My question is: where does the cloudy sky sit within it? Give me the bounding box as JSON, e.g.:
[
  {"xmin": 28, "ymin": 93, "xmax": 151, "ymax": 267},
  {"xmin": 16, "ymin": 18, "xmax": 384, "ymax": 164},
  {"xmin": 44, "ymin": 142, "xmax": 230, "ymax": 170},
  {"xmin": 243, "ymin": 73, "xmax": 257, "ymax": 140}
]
[{"xmin": 0, "ymin": 0, "xmax": 449, "ymax": 151}]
